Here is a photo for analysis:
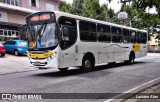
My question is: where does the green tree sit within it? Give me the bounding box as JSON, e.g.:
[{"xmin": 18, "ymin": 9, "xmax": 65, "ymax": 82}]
[
  {"xmin": 71, "ymin": 0, "xmax": 85, "ymax": 15},
  {"xmin": 82, "ymin": 0, "xmax": 101, "ymax": 19},
  {"xmin": 59, "ymin": 0, "xmax": 117, "ymax": 21},
  {"xmin": 59, "ymin": 2, "xmax": 72, "ymax": 13}
]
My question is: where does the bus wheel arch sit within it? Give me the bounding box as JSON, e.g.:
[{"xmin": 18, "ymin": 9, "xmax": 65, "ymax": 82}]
[{"xmin": 80, "ymin": 52, "xmax": 95, "ymax": 72}]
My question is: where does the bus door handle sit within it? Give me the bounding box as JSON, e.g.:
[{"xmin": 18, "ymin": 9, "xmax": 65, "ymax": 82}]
[{"xmin": 75, "ymin": 45, "xmax": 78, "ymax": 53}]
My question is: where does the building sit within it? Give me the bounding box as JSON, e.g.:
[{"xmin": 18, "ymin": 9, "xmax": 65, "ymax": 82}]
[
  {"xmin": 148, "ymin": 33, "xmax": 160, "ymax": 52},
  {"xmin": 0, "ymin": 0, "xmax": 63, "ymax": 41}
]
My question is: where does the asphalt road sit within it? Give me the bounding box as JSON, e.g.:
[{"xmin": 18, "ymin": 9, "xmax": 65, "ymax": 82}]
[{"xmin": 0, "ymin": 53, "xmax": 160, "ymax": 102}]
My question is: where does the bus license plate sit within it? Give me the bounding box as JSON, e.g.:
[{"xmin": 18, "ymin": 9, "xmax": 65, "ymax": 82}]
[{"xmin": 34, "ymin": 62, "xmax": 41, "ymax": 65}]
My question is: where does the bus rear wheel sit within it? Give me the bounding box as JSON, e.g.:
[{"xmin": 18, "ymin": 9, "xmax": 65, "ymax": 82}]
[
  {"xmin": 80, "ymin": 57, "xmax": 95, "ymax": 72},
  {"xmin": 58, "ymin": 68, "xmax": 68, "ymax": 72},
  {"xmin": 125, "ymin": 52, "xmax": 135, "ymax": 64}
]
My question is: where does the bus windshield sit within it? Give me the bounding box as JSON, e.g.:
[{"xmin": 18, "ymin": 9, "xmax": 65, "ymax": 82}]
[
  {"xmin": 26, "ymin": 12, "xmax": 58, "ymax": 50},
  {"xmin": 27, "ymin": 22, "xmax": 58, "ymax": 49}
]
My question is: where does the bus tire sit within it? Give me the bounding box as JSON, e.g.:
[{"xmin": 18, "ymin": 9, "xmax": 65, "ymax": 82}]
[
  {"xmin": 80, "ymin": 55, "xmax": 95, "ymax": 72},
  {"xmin": 58, "ymin": 68, "xmax": 68, "ymax": 72},
  {"xmin": 127, "ymin": 51, "xmax": 135, "ymax": 64}
]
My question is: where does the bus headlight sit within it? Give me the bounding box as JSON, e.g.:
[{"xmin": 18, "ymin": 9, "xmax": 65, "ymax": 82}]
[
  {"xmin": 50, "ymin": 51, "xmax": 57, "ymax": 59},
  {"xmin": 52, "ymin": 52, "xmax": 57, "ymax": 56}
]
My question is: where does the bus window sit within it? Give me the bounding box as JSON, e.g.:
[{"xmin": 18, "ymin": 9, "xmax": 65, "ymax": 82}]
[
  {"xmin": 111, "ymin": 27, "xmax": 117, "ymax": 35},
  {"xmin": 131, "ymin": 30, "xmax": 136, "ymax": 43},
  {"xmin": 59, "ymin": 17, "xmax": 77, "ymax": 49},
  {"xmin": 136, "ymin": 32, "xmax": 142, "ymax": 43},
  {"xmin": 142, "ymin": 32, "xmax": 147, "ymax": 44},
  {"xmin": 123, "ymin": 29, "xmax": 130, "ymax": 43},
  {"xmin": 111, "ymin": 27, "xmax": 122, "ymax": 43},
  {"xmin": 80, "ymin": 21, "xmax": 97, "ymax": 41},
  {"xmin": 117, "ymin": 28, "xmax": 122, "ymax": 35},
  {"xmin": 98, "ymin": 24, "xmax": 111, "ymax": 42}
]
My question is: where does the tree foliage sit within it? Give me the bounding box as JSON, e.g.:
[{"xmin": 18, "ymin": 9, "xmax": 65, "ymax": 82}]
[
  {"xmin": 59, "ymin": 0, "xmax": 116, "ymax": 21},
  {"xmin": 59, "ymin": 0, "xmax": 160, "ymax": 40},
  {"xmin": 59, "ymin": 2, "xmax": 72, "ymax": 13}
]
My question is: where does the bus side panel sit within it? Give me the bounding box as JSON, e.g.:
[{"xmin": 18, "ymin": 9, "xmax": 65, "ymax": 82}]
[
  {"xmin": 135, "ymin": 44, "xmax": 147, "ymax": 59},
  {"xmin": 98, "ymin": 43, "xmax": 114, "ymax": 64},
  {"xmin": 141, "ymin": 44, "xmax": 147, "ymax": 57},
  {"xmin": 78, "ymin": 42, "xmax": 99, "ymax": 65},
  {"xmin": 60, "ymin": 46, "xmax": 76, "ymax": 68},
  {"xmin": 113, "ymin": 43, "xmax": 125, "ymax": 62}
]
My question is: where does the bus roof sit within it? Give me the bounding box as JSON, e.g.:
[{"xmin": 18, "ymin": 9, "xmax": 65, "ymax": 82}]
[{"xmin": 31, "ymin": 11, "xmax": 148, "ymax": 33}]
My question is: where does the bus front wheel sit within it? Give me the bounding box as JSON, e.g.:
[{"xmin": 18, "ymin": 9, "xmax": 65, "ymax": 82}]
[{"xmin": 81, "ymin": 57, "xmax": 95, "ymax": 72}]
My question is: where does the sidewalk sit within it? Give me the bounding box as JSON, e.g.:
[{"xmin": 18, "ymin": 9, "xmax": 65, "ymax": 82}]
[
  {"xmin": 124, "ymin": 82, "xmax": 160, "ymax": 102},
  {"xmin": 0, "ymin": 54, "xmax": 37, "ymax": 75}
]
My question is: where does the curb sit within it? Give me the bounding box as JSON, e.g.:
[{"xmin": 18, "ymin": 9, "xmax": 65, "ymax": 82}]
[{"xmin": 104, "ymin": 77, "xmax": 160, "ymax": 102}]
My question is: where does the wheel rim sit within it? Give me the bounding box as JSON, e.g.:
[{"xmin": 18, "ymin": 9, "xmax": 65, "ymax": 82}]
[
  {"xmin": 85, "ymin": 60, "xmax": 91, "ymax": 69},
  {"xmin": 15, "ymin": 51, "xmax": 18, "ymax": 55}
]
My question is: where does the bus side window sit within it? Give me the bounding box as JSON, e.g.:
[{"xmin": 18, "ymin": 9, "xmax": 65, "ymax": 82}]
[
  {"xmin": 136, "ymin": 32, "xmax": 142, "ymax": 43},
  {"xmin": 111, "ymin": 27, "xmax": 122, "ymax": 43},
  {"xmin": 80, "ymin": 21, "xmax": 97, "ymax": 42},
  {"xmin": 58, "ymin": 17, "xmax": 77, "ymax": 50},
  {"xmin": 98, "ymin": 24, "xmax": 111, "ymax": 42},
  {"xmin": 142, "ymin": 32, "xmax": 147, "ymax": 44},
  {"xmin": 131, "ymin": 31, "xmax": 136, "ymax": 43},
  {"xmin": 123, "ymin": 29, "xmax": 130, "ymax": 43}
]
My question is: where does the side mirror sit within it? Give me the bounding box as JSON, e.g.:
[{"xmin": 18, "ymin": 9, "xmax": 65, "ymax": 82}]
[
  {"xmin": 63, "ymin": 26, "xmax": 68, "ymax": 36},
  {"xmin": 62, "ymin": 26, "xmax": 69, "ymax": 41}
]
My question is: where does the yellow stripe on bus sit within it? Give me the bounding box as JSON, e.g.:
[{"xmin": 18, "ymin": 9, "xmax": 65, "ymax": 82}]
[
  {"xmin": 132, "ymin": 43, "xmax": 140, "ymax": 52},
  {"xmin": 28, "ymin": 51, "xmax": 53, "ymax": 59}
]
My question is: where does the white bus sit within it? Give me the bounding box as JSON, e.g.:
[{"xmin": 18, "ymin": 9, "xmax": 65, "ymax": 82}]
[{"xmin": 26, "ymin": 11, "xmax": 148, "ymax": 72}]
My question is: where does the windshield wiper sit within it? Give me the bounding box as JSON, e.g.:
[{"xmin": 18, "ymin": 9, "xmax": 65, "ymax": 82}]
[{"xmin": 38, "ymin": 23, "xmax": 47, "ymax": 37}]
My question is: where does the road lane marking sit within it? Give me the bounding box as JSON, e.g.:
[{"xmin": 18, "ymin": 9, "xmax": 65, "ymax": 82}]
[{"xmin": 104, "ymin": 77, "xmax": 160, "ymax": 102}]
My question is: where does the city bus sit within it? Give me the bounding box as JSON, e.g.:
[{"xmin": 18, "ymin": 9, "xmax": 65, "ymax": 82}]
[{"xmin": 26, "ymin": 11, "xmax": 148, "ymax": 72}]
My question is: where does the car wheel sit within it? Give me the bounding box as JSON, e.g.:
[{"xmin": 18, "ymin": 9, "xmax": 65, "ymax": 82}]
[
  {"xmin": 14, "ymin": 50, "xmax": 19, "ymax": 56},
  {"xmin": 1, "ymin": 53, "xmax": 5, "ymax": 57}
]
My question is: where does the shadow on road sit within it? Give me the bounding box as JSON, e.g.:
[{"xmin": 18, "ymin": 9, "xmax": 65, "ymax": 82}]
[
  {"xmin": 33, "ymin": 61, "xmax": 147, "ymax": 78},
  {"xmin": 6, "ymin": 52, "xmax": 27, "ymax": 57}
]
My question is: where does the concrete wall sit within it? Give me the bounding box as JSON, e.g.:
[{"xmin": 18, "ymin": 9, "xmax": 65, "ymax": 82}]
[
  {"xmin": 0, "ymin": 8, "xmax": 29, "ymax": 25},
  {"xmin": 0, "ymin": 0, "xmax": 60, "ymax": 25},
  {"xmin": 21, "ymin": 0, "xmax": 59, "ymax": 11}
]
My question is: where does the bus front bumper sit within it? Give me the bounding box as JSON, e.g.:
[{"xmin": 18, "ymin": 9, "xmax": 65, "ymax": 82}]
[{"xmin": 28, "ymin": 57, "xmax": 58, "ymax": 69}]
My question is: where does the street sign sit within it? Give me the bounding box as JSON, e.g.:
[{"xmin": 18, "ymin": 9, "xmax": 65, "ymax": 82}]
[{"xmin": 118, "ymin": 12, "xmax": 128, "ymax": 20}]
